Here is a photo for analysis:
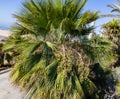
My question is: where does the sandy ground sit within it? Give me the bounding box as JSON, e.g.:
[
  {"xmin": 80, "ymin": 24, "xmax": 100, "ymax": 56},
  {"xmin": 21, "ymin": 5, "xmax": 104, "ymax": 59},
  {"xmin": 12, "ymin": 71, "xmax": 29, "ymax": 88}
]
[
  {"xmin": 0, "ymin": 30, "xmax": 11, "ymax": 37},
  {"xmin": 0, "ymin": 71, "xmax": 25, "ymax": 99},
  {"xmin": 0, "ymin": 30, "xmax": 25, "ymax": 99}
]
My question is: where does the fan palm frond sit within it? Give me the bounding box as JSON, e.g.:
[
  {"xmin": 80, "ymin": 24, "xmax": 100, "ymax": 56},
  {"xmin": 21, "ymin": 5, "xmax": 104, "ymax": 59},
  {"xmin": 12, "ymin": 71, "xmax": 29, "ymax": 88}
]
[{"xmin": 108, "ymin": 0, "xmax": 120, "ymax": 13}]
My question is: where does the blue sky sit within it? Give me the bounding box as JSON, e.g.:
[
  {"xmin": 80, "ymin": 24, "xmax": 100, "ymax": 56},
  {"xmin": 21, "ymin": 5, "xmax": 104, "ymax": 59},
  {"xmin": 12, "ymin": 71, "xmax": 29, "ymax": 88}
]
[
  {"xmin": 0, "ymin": 0, "xmax": 23, "ymax": 28},
  {"xmin": 0, "ymin": 0, "xmax": 118, "ymax": 30},
  {"xmin": 85, "ymin": 0, "xmax": 118, "ymax": 32}
]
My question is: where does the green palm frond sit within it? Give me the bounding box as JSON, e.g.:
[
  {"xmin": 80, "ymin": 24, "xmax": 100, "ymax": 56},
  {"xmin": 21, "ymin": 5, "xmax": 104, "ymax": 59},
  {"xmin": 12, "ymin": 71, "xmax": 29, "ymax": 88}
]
[
  {"xmin": 11, "ymin": 0, "xmax": 99, "ymax": 42},
  {"xmin": 82, "ymin": 78, "xmax": 97, "ymax": 98},
  {"xmin": 82, "ymin": 36, "xmax": 116, "ymax": 69},
  {"xmin": 108, "ymin": 0, "xmax": 120, "ymax": 13},
  {"xmin": 108, "ymin": 4, "xmax": 120, "ymax": 13}
]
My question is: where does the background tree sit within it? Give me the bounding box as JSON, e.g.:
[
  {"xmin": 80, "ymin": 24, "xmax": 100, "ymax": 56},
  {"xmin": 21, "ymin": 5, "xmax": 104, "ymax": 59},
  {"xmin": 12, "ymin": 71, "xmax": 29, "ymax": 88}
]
[
  {"xmin": 102, "ymin": 0, "xmax": 120, "ymax": 67},
  {"xmin": 102, "ymin": 19, "xmax": 120, "ymax": 97},
  {"xmin": 101, "ymin": 1, "xmax": 120, "ymax": 96},
  {"xmin": 0, "ymin": 43, "xmax": 12, "ymax": 67}
]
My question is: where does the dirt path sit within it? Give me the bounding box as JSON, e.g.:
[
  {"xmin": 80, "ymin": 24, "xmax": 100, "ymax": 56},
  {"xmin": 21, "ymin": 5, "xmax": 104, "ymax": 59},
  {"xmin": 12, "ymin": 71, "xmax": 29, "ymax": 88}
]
[{"xmin": 0, "ymin": 71, "xmax": 25, "ymax": 99}]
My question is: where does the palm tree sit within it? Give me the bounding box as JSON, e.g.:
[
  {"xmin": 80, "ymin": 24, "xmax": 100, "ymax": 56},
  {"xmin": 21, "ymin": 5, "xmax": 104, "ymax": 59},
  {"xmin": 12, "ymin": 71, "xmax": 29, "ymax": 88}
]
[
  {"xmin": 105, "ymin": 0, "xmax": 120, "ymax": 68},
  {"xmin": 4, "ymin": 0, "xmax": 114, "ymax": 98},
  {"xmin": 102, "ymin": 19, "xmax": 120, "ymax": 98},
  {"xmin": 102, "ymin": 1, "xmax": 120, "ymax": 97},
  {"xmin": 102, "ymin": 19, "xmax": 120, "ymax": 67}
]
